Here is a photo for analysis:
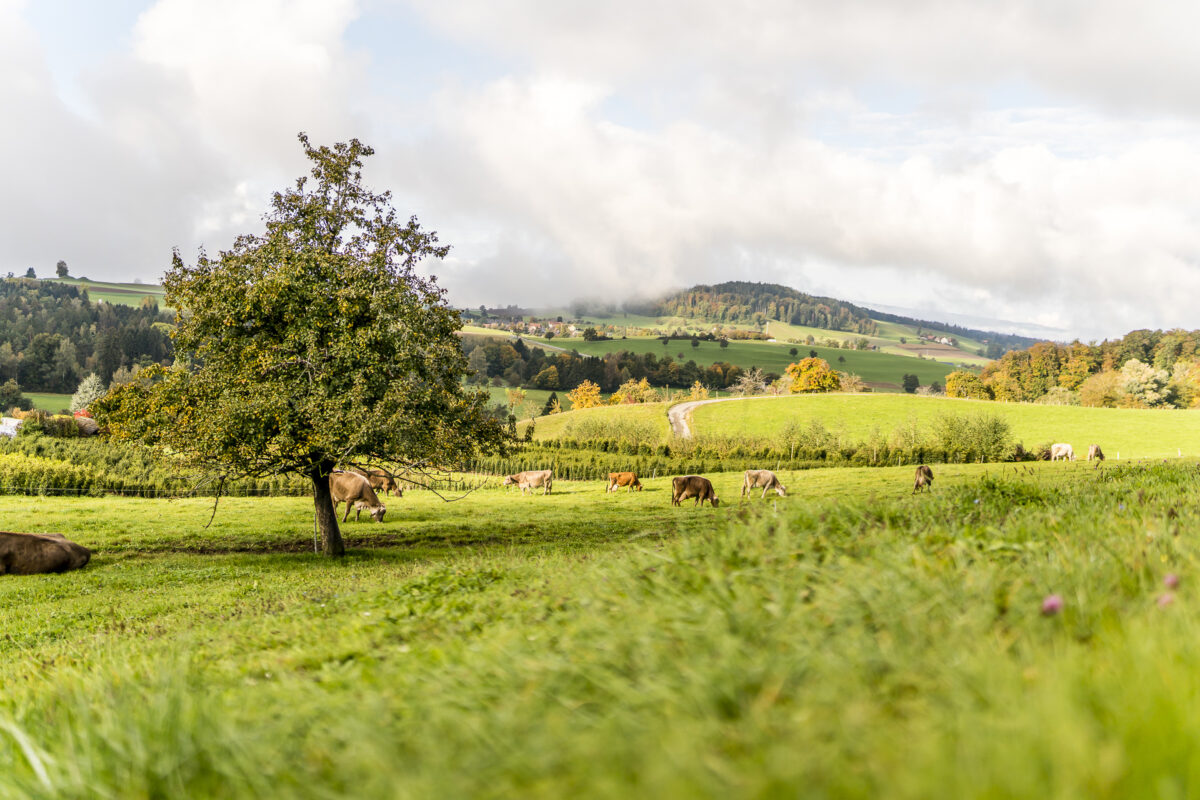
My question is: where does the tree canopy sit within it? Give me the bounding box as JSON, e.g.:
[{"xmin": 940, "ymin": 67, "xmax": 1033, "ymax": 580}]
[{"xmin": 96, "ymin": 134, "xmax": 514, "ymax": 555}]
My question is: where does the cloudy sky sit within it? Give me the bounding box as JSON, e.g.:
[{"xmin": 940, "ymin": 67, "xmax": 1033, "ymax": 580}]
[{"xmin": 5, "ymin": 0, "xmax": 1200, "ymax": 340}]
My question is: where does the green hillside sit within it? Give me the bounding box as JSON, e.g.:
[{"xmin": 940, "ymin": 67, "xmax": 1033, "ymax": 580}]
[
  {"xmin": 47, "ymin": 277, "xmax": 167, "ymax": 308},
  {"xmin": 530, "ymin": 335, "xmax": 958, "ymax": 390},
  {"xmin": 690, "ymin": 394, "xmax": 1200, "ymax": 459}
]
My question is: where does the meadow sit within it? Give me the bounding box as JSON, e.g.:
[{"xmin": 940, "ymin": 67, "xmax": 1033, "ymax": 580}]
[
  {"xmin": 4, "ymin": 459, "xmax": 1200, "ymax": 797},
  {"xmin": 48, "ymin": 277, "xmax": 167, "ymax": 309},
  {"xmin": 20, "ymin": 393, "xmax": 72, "ymax": 413},
  {"xmin": 522, "ymin": 335, "xmax": 960, "ymax": 389},
  {"xmin": 689, "ymin": 394, "xmax": 1200, "ymax": 459}
]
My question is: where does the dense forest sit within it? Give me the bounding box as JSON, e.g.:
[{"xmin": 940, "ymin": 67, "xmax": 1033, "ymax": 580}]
[
  {"xmin": 463, "ymin": 336, "xmax": 756, "ymax": 394},
  {"xmin": 0, "ymin": 279, "xmax": 174, "ymax": 393},
  {"xmin": 632, "ymin": 281, "xmax": 879, "ymax": 334},
  {"xmin": 945, "ymin": 328, "xmax": 1200, "ymax": 408}
]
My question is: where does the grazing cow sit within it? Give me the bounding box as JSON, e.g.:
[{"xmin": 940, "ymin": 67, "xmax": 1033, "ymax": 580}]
[
  {"xmin": 503, "ymin": 469, "xmax": 553, "ymax": 495},
  {"xmin": 742, "ymin": 469, "xmax": 786, "ymax": 499},
  {"xmin": 912, "ymin": 464, "xmax": 934, "ymax": 494},
  {"xmin": 1050, "ymin": 443, "xmax": 1076, "ymax": 462},
  {"xmin": 330, "ymin": 471, "xmax": 387, "ymax": 523},
  {"xmin": 0, "ymin": 532, "xmax": 91, "ymax": 575},
  {"xmin": 671, "ymin": 475, "xmax": 720, "ymax": 507},
  {"xmin": 354, "ymin": 468, "xmax": 403, "ymax": 498},
  {"xmin": 1087, "ymin": 444, "xmax": 1105, "ymax": 462},
  {"xmin": 606, "ymin": 472, "xmax": 643, "ymax": 492}
]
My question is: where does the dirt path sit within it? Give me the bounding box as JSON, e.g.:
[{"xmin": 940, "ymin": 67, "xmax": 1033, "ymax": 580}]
[{"xmin": 668, "ymin": 397, "xmax": 739, "ymax": 438}]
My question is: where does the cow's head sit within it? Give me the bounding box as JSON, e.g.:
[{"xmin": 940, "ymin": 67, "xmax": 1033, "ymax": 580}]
[
  {"xmin": 502, "ymin": 475, "xmax": 517, "ymax": 486},
  {"xmin": 774, "ymin": 484, "xmax": 786, "ymax": 497},
  {"xmin": 710, "ymin": 496, "xmax": 720, "ymax": 508},
  {"xmin": 371, "ymin": 504, "xmax": 386, "ymax": 523},
  {"xmin": 634, "ymin": 479, "xmax": 643, "ymax": 491}
]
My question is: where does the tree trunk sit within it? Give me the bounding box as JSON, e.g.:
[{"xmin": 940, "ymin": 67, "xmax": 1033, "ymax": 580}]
[{"xmin": 309, "ymin": 460, "xmax": 345, "ymax": 557}]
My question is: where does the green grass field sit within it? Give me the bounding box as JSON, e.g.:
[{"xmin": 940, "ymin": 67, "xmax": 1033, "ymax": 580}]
[
  {"xmin": 690, "ymin": 393, "xmax": 1200, "ymax": 459},
  {"xmin": 19, "ymin": 392, "xmax": 72, "ymax": 413},
  {"xmin": 4, "ymin": 459, "xmax": 1200, "ymax": 796},
  {"xmin": 47, "ymin": 277, "xmax": 168, "ymax": 309},
  {"xmin": 524, "ymin": 400, "xmax": 673, "ymax": 441},
  {"xmin": 527, "ymin": 335, "xmax": 959, "ymax": 390}
]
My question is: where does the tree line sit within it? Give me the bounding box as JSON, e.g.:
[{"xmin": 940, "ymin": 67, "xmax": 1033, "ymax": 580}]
[
  {"xmin": 463, "ymin": 336, "xmax": 769, "ymax": 394},
  {"xmin": 944, "ymin": 328, "xmax": 1200, "ymax": 408},
  {"xmin": 631, "ymin": 281, "xmax": 879, "ymax": 334},
  {"xmin": 0, "ymin": 279, "xmax": 174, "ymax": 393}
]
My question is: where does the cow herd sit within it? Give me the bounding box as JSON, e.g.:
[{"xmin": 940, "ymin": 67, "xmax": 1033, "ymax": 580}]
[
  {"xmin": 496, "ymin": 468, "xmax": 794, "ymax": 509},
  {"xmin": 1049, "ymin": 443, "xmax": 1105, "ymax": 462}
]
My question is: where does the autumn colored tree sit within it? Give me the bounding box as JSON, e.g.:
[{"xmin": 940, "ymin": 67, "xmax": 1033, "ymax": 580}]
[
  {"xmin": 1077, "ymin": 370, "xmax": 1123, "ymax": 408},
  {"xmin": 785, "ymin": 358, "xmax": 841, "ymax": 393},
  {"xmin": 944, "ymin": 370, "xmax": 992, "ymax": 400},
  {"xmin": 95, "ymin": 134, "xmax": 513, "ymax": 556},
  {"xmin": 610, "ymin": 377, "xmax": 660, "ymax": 404},
  {"xmin": 566, "ymin": 379, "xmax": 604, "ymax": 409}
]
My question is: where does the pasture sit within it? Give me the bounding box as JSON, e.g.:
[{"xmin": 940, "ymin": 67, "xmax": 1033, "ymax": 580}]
[
  {"xmin": 48, "ymin": 277, "xmax": 168, "ymax": 309},
  {"xmin": 20, "ymin": 392, "xmax": 72, "ymax": 413},
  {"xmin": 689, "ymin": 394, "xmax": 1200, "ymax": 459},
  {"xmin": 3, "ymin": 460, "xmax": 1200, "ymax": 797},
  {"xmin": 523, "ymin": 335, "xmax": 960, "ymax": 389}
]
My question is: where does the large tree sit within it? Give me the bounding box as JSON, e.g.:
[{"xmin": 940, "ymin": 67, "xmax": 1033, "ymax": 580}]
[{"xmin": 96, "ymin": 134, "xmax": 514, "ymax": 556}]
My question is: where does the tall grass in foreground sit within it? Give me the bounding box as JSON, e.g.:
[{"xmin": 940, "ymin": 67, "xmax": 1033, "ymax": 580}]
[{"xmin": 2, "ymin": 463, "xmax": 1200, "ymax": 797}]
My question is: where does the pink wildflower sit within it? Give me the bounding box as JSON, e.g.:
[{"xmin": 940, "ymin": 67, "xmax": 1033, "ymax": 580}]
[{"xmin": 1041, "ymin": 594, "xmax": 1064, "ymax": 616}]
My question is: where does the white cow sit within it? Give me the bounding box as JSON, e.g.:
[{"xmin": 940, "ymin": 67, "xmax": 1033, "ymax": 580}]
[
  {"xmin": 1050, "ymin": 443, "xmax": 1076, "ymax": 462},
  {"xmin": 503, "ymin": 469, "xmax": 553, "ymax": 495}
]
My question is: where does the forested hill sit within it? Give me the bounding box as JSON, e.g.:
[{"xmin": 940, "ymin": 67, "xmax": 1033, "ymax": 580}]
[
  {"xmin": 0, "ymin": 278, "xmax": 174, "ymax": 393},
  {"xmin": 642, "ymin": 281, "xmax": 878, "ymax": 334}
]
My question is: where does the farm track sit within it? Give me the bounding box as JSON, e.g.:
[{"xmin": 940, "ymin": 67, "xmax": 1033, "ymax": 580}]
[{"xmin": 668, "ymin": 396, "xmax": 746, "ymax": 437}]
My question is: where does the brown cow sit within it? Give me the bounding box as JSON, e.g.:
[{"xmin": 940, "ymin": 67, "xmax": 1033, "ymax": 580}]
[
  {"xmin": 742, "ymin": 469, "xmax": 786, "ymax": 499},
  {"xmin": 0, "ymin": 532, "xmax": 91, "ymax": 575},
  {"xmin": 330, "ymin": 471, "xmax": 387, "ymax": 523},
  {"xmin": 503, "ymin": 469, "xmax": 553, "ymax": 495},
  {"xmin": 353, "ymin": 468, "xmax": 403, "ymax": 498},
  {"xmin": 671, "ymin": 475, "xmax": 720, "ymax": 507},
  {"xmin": 1087, "ymin": 444, "xmax": 1105, "ymax": 462},
  {"xmin": 912, "ymin": 464, "xmax": 934, "ymax": 494},
  {"xmin": 606, "ymin": 472, "xmax": 643, "ymax": 492}
]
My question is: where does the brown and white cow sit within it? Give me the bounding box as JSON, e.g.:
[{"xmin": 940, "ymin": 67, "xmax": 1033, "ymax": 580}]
[
  {"xmin": 742, "ymin": 469, "xmax": 786, "ymax": 499},
  {"xmin": 671, "ymin": 475, "xmax": 719, "ymax": 507},
  {"xmin": 1050, "ymin": 443, "xmax": 1076, "ymax": 462},
  {"xmin": 606, "ymin": 472, "xmax": 643, "ymax": 492},
  {"xmin": 912, "ymin": 464, "xmax": 934, "ymax": 494},
  {"xmin": 1087, "ymin": 444, "xmax": 1105, "ymax": 461},
  {"xmin": 0, "ymin": 532, "xmax": 91, "ymax": 575},
  {"xmin": 330, "ymin": 471, "xmax": 387, "ymax": 523},
  {"xmin": 503, "ymin": 469, "xmax": 553, "ymax": 495}
]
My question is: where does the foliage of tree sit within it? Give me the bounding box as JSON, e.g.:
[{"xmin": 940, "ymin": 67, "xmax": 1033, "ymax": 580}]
[
  {"xmin": 687, "ymin": 381, "xmax": 709, "ymax": 400},
  {"xmin": 731, "ymin": 367, "xmax": 766, "ymax": 397},
  {"xmin": 838, "ymin": 372, "xmax": 866, "ymax": 393},
  {"xmin": 0, "ymin": 378, "xmax": 32, "ymax": 411},
  {"xmin": 96, "ymin": 134, "xmax": 513, "ymax": 556},
  {"xmin": 56, "ymin": 260, "xmax": 68, "ymax": 278},
  {"xmin": 1119, "ymin": 358, "xmax": 1171, "ymax": 407},
  {"xmin": 944, "ymin": 370, "xmax": 991, "ymax": 400},
  {"xmin": 566, "ymin": 379, "xmax": 604, "ymax": 410},
  {"xmin": 902, "ymin": 373, "xmax": 920, "ymax": 393},
  {"xmin": 532, "ymin": 365, "xmax": 560, "ymax": 389},
  {"xmin": 70, "ymin": 374, "xmax": 106, "ymax": 412},
  {"xmin": 609, "ymin": 378, "xmax": 660, "ymax": 404},
  {"xmin": 785, "ymin": 358, "xmax": 842, "ymax": 394},
  {"xmin": 1077, "ymin": 370, "xmax": 1122, "ymax": 408},
  {"xmin": 541, "ymin": 391, "xmax": 559, "ymax": 416}
]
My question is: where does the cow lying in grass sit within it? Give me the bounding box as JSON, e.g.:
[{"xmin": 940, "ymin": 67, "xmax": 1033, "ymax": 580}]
[
  {"xmin": 742, "ymin": 469, "xmax": 786, "ymax": 499},
  {"xmin": 607, "ymin": 472, "xmax": 643, "ymax": 492},
  {"xmin": 503, "ymin": 469, "xmax": 553, "ymax": 495},
  {"xmin": 330, "ymin": 471, "xmax": 387, "ymax": 523},
  {"xmin": 672, "ymin": 475, "xmax": 719, "ymax": 507},
  {"xmin": 0, "ymin": 532, "xmax": 91, "ymax": 575}
]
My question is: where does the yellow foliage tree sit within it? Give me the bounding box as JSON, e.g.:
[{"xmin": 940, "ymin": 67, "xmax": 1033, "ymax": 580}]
[
  {"xmin": 785, "ymin": 358, "xmax": 841, "ymax": 393},
  {"xmin": 566, "ymin": 379, "xmax": 604, "ymax": 410},
  {"xmin": 610, "ymin": 377, "xmax": 660, "ymax": 404},
  {"xmin": 687, "ymin": 381, "xmax": 709, "ymax": 400},
  {"xmin": 944, "ymin": 370, "xmax": 992, "ymax": 400}
]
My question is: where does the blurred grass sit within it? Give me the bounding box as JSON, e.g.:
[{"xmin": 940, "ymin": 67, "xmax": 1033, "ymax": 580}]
[{"xmin": 2, "ymin": 460, "xmax": 1200, "ymax": 796}]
